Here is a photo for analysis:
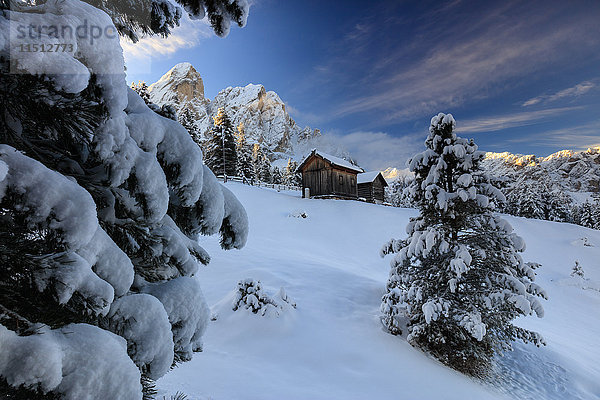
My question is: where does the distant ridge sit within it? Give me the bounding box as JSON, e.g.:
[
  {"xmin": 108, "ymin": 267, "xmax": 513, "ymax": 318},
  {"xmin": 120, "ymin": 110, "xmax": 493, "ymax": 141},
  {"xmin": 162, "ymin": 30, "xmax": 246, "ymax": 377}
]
[{"xmin": 481, "ymin": 146, "xmax": 600, "ymax": 195}]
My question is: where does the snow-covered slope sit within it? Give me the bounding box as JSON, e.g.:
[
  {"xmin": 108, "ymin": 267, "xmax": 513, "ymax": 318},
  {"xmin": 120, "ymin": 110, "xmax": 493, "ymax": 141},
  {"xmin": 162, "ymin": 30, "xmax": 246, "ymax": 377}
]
[
  {"xmin": 157, "ymin": 183, "xmax": 600, "ymax": 400},
  {"xmin": 481, "ymin": 147, "xmax": 600, "ymax": 197},
  {"xmin": 148, "ymin": 63, "xmax": 324, "ymax": 159}
]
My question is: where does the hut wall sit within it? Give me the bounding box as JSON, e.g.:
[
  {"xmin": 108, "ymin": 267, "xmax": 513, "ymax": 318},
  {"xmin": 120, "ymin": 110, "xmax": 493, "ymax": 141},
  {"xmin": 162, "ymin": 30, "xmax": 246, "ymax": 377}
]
[
  {"xmin": 331, "ymin": 169, "xmax": 357, "ymax": 198},
  {"xmin": 372, "ymin": 179, "xmax": 386, "ymax": 202},
  {"xmin": 301, "ymin": 157, "xmax": 332, "ymax": 196},
  {"xmin": 301, "ymin": 156, "xmax": 358, "ymax": 198},
  {"xmin": 357, "ymin": 183, "xmax": 373, "ymax": 202},
  {"xmin": 357, "ymin": 177, "xmax": 386, "ymax": 203}
]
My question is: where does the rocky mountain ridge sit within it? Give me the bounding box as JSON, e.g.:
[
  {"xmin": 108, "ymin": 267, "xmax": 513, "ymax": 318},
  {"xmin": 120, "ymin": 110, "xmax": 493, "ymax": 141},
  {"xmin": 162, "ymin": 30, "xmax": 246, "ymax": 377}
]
[
  {"xmin": 148, "ymin": 63, "xmax": 323, "ymax": 160},
  {"xmin": 383, "ymin": 147, "xmax": 600, "ymax": 197},
  {"xmin": 481, "ymin": 146, "xmax": 600, "ymax": 196}
]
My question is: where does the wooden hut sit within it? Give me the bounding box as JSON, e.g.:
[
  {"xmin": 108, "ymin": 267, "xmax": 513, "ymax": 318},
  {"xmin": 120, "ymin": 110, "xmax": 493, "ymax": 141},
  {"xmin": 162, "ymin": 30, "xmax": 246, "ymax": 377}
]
[
  {"xmin": 357, "ymin": 171, "xmax": 388, "ymax": 203},
  {"xmin": 297, "ymin": 149, "xmax": 363, "ymax": 199}
]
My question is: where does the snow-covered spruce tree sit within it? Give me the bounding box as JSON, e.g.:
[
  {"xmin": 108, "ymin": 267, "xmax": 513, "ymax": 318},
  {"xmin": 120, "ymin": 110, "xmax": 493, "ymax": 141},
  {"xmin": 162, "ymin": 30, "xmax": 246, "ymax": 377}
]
[
  {"xmin": 386, "ymin": 175, "xmax": 415, "ymax": 208},
  {"xmin": 505, "ymin": 180, "xmax": 546, "ymax": 220},
  {"xmin": 591, "ymin": 195, "xmax": 600, "ymax": 230},
  {"xmin": 284, "ymin": 158, "xmax": 301, "ymax": 186},
  {"xmin": 544, "ymin": 188, "xmax": 571, "ymax": 223},
  {"xmin": 579, "ymin": 200, "xmax": 596, "ymax": 229},
  {"xmin": 260, "ymin": 160, "xmax": 272, "ymax": 183},
  {"xmin": 500, "ymin": 173, "xmax": 572, "ymax": 223},
  {"xmin": 131, "ymin": 81, "xmax": 152, "ymax": 104},
  {"xmin": 234, "ymin": 122, "xmax": 253, "ymax": 179},
  {"xmin": 0, "ymin": 0, "xmax": 249, "ymax": 398},
  {"xmin": 179, "ymin": 108, "xmax": 201, "ymax": 143},
  {"xmin": 380, "ymin": 113, "xmax": 547, "ymax": 377},
  {"xmin": 205, "ymin": 107, "xmax": 237, "ymax": 177},
  {"xmin": 252, "ymin": 142, "xmax": 269, "ymax": 181},
  {"xmin": 272, "ymin": 166, "xmax": 282, "ymax": 184}
]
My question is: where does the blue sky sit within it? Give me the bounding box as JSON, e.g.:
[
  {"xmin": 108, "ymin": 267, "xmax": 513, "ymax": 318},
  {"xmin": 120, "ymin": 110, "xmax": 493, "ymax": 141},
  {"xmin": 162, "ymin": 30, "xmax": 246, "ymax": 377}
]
[{"xmin": 124, "ymin": 0, "xmax": 600, "ymax": 170}]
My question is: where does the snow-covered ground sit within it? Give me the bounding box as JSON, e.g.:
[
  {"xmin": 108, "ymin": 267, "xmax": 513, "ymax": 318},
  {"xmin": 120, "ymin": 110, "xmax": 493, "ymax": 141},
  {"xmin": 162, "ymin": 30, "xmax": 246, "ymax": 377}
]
[{"xmin": 157, "ymin": 182, "xmax": 600, "ymax": 400}]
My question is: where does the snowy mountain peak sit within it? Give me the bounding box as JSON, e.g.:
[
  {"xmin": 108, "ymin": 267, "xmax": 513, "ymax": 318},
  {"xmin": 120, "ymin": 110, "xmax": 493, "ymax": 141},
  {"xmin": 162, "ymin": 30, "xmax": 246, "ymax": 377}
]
[
  {"xmin": 216, "ymin": 84, "xmax": 285, "ymax": 115},
  {"xmin": 149, "ymin": 62, "xmax": 207, "ymax": 110},
  {"xmin": 381, "ymin": 167, "xmax": 414, "ymax": 182},
  {"xmin": 162, "ymin": 62, "xmax": 197, "ymax": 80},
  {"xmin": 543, "ymin": 149, "xmax": 577, "ymax": 161},
  {"xmin": 148, "ymin": 63, "xmax": 325, "ymax": 159},
  {"xmin": 484, "ymin": 151, "xmax": 539, "ymax": 168}
]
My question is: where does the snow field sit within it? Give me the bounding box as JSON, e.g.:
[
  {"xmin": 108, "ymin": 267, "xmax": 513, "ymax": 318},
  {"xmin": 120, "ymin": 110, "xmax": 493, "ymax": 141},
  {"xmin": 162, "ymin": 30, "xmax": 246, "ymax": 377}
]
[{"xmin": 156, "ymin": 182, "xmax": 598, "ymax": 399}]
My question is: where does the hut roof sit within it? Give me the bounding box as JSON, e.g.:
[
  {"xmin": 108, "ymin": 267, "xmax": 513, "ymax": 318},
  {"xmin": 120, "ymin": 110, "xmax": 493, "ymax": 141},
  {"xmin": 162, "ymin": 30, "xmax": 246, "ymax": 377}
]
[
  {"xmin": 357, "ymin": 171, "xmax": 388, "ymax": 186},
  {"xmin": 297, "ymin": 149, "xmax": 364, "ymax": 173}
]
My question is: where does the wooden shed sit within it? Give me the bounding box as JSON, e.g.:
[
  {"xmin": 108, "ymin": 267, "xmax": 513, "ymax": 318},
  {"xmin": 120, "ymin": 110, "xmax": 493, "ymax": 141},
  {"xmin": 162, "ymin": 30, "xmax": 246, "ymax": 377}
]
[
  {"xmin": 297, "ymin": 149, "xmax": 363, "ymax": 199},
  {"xmin": 357, "ymin": 171, "xmax": 388, "ymax": 203}
]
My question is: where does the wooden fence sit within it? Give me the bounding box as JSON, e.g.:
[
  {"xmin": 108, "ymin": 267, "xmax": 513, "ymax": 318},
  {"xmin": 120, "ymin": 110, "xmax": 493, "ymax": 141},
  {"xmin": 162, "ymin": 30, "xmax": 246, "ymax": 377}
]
[{"xmin": 216, "ymin": 175, "xmax": 301, "ymax": 192}]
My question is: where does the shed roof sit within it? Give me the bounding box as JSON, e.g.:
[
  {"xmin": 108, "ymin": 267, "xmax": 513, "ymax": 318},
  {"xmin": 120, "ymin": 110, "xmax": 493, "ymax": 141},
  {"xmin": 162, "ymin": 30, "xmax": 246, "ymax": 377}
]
[
  {"xmin": 357, "ymin": 171, "xmax": 388, "ymax": 186},
  {"xmin": 297, "ymin": 149, "xmax": 364, "ymax": 173}
]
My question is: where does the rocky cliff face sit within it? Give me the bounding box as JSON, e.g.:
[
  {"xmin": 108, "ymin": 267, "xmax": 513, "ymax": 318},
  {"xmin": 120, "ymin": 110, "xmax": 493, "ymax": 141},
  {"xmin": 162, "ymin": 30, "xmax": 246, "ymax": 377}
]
[
  {"xmin": 148, "ymin": 62, "xmax": 210, "ymax": 121},
  {"xmin": 148, "ymin": 63, "xmax": 321, "ymax": 159}
]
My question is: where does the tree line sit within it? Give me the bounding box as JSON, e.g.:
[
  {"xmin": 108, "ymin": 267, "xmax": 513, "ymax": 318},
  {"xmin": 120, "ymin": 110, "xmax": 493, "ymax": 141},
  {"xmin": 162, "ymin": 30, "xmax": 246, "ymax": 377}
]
[
  {"xmin": 386, "ymin": 163, "xmax": 600, "ymax": 230},
  {"xmin": 131, "ymin": 82, "xmax": 301, "ymax": 186}
]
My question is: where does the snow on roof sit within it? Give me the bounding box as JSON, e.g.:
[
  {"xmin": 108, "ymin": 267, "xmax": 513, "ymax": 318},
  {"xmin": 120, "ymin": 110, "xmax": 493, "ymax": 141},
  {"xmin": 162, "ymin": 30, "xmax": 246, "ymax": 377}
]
[
  {"xmin": 357, "ymin": 171, "xmax": 384, "ymax": 184},
  {"xmin": 300, "ymin": 149, "xmax": 363, "ymax": 173}
]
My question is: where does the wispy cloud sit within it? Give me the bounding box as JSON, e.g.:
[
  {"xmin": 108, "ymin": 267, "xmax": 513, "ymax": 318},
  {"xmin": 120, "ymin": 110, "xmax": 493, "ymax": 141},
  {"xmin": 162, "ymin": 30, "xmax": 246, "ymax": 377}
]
[
  {"xmin": 319, "ymin": 1, "xmax": 600, "ymax": 125},
  {"xmin": 121, "ymin": 15, "xmax": 213, "ymax": 66},
  {"xmin": 331, "ymin": 130, "xmax": 423, "ymax": 170},
  {"xmin": 345, "ymin": 23, "xmax": 372, "ymax": 41},
  {"xmin": 504, "ymin": 120, "xmax": 600, "ymax": 151},
  {"xmin": 522, "ymin": 80, "xmax": 597, "ymax": 106},
  {"xmin": 456, "ymin": 106, "xmax": 583, "ymax": 133},
  {"xmin": 286, "ymin": 104, "xmax": 325, "ymax": 126}
]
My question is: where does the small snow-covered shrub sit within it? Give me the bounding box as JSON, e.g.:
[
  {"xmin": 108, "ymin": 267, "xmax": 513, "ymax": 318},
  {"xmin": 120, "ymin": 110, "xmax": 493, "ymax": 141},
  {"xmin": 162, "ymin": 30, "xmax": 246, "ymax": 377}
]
[
  {"xmin": 161, "ymin": 392, "xmax": 188, "ymax": 400},
  {"xmin": 233, "ymin": 279, "xmax": 274, "ymax": 315},
  {"xmin": 559, "ymin": 261, "xmax": 600, "ymax": 293},
  {"xmin": 276, "ymin": 287, "xmax": 296, "ymax": 309},
  {"xmin": 232, "ymin": 279, "xmax": 296, "ymax": 317},
  {"xmin": 289, "ymin": 209, "xmax": 308, "ymax": 218},
  {"xmin": 571, "ymin": 237, "xmax": 594, "ymax": 248},
  {"xmin": 571, "ymin": 261, "xmax": 585, "ymax": 278}
]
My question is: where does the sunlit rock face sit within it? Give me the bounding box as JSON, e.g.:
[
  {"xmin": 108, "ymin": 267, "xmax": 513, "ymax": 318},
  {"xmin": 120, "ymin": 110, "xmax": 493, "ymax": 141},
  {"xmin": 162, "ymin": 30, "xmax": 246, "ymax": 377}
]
[{"xmin": 148, "ymin": 63, "xmax": 321, "ymax": 160}]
